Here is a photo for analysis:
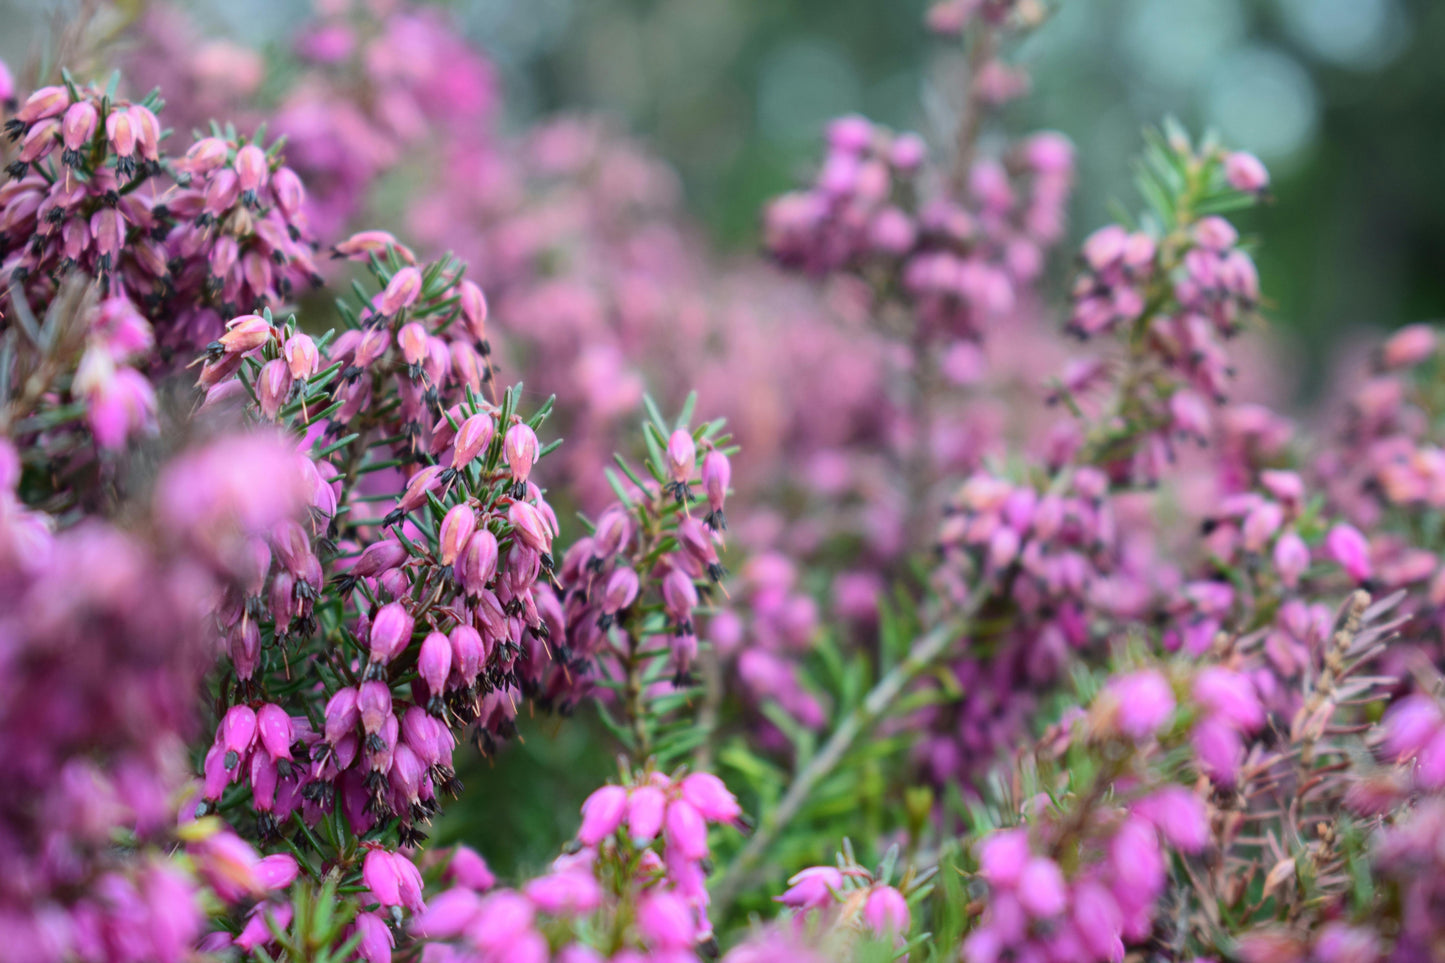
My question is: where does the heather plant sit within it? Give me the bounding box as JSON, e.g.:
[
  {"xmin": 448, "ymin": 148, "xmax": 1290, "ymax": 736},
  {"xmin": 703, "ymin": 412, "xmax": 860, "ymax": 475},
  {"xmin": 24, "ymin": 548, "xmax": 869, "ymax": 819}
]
[{"xmin": 6, "ymin": 1, "xmax": 1445, "ymax": 962}]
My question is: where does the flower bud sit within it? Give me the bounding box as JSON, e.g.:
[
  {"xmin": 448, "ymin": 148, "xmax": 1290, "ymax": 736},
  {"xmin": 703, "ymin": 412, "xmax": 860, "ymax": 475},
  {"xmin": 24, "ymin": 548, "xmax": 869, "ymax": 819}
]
[
  {"xmin": 61, "ymin": 101, "xmax": 97, "ymax": 161},
  {"xmin": 504, "ymin": 423, "xmax": 539, "ymax": 485},
  {"xmin": 15, "ymin": 85, "xmax": 69, "ymax": 124},
  {"xmin": 257, "ymin": 359, "xmax": 292, "ymax": 420},
  {"xmin": 1224, "ymin": 151, "xmax": 1269, "ymax": 193},
  {"xmin": 449, "ymin": 625, "xmax": 485, "ymax": 685},
  {"xmin": 358, "ymin": 681, "xmax": 392, "ymax": 735},
  {"xmin": 627, "ymin": 785, "xmax": 666, "ymax": 843},
  {"xmin": 1273, "ymin": 531, "xmax": 1309, "ymax": 590},
  {"xmin": 778, "ymin": 866, "xmax": 844, "ymax": 910},
  {"xmin": 663, "ymin": 799, "xmax": 709, "ymax": 860},
  {"xmin": 1325, "ymin": 524, "xmax": 1372, "ymax": 583},
  {"xmin": 509, "ymin": 500, "xmax": 553, "ymax": 554},
  {"xmin": 439, "ymin": 504, "xmax": 477, "ymax": 567},
  {"xmin": 220, "ymin": 705, "xmax": 258, "ymax": 759},
  {"xmin": 381, "ymin": 266, "xmax": 423, "ymax": 316},
  {"xmin": 418, "ymin": 631, "xmax": 452, "ymax": 697},
  {"xmin": 398, "ymin": 322, "xmax": 428, "ymax": 367},
  {"xmin": 665, "ymin": 429, "xmax": 696, "ymax": 485},
  {"xmin": 702, "ymin": 449, "xmax": 730, "ymax": 529},
  {"xmin": 396, "ymin": 465, "xmax": 445, "ymax": 516},
  {"xmin": 453, "ymin": 413, "xmax": 495, "ymax": 470},
  {"xmin": 459, "ymin": 279, "xmax": 489, "ymax": 342},
  {"xmin": 1017, "ymin": 857, "xmax": 1067, "ymax": 919},
  {"xmin": 636, "ymin": 890, "xmax": 694, "ymax": 950},
  {"xmin": 601, "ymin": 565, "xmax": 639, "ymax": 615},
  {"xmin": 324, "ymin": 687, "xmax": 360, "ymax": 745},
  {"xmin": 578, "ymin": 785, "xmax": 628, "ymax": 845},
  {"xmin": 369, "ymin": 602, "xmax": 414, "ymax": 664},
  {"xmin": 219, "ymin": 315, "xmax": 272, "ymax": 355},
  {"xmin": 235, "ymin": 144, "xmax": 269, "ymax": 202},
  {"xmin": 184, "ymin": 137, "xmax": 230, "ymax": 175},
  {"xmin": 256, "ymin": 704, "xmax": 294, "ymax": 761},
  {"xmin": 862, "ymin": 885, "xmax": 910, "ymax": 936},
  {"xmin": 459, "ymin": 528, "xmax": 499, "ymax": 595},
  {"xmin": 284, "ymin": 333, "xmax": 319, "ymax": 379},
  {"xmin": 1379, "ymin": 323, "xmax": 1437, "ymax": 371}
]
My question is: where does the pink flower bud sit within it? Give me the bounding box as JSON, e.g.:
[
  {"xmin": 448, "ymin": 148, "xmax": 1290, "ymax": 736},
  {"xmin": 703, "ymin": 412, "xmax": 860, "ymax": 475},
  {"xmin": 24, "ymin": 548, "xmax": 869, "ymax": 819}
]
[
  {"xmin": 663, "ymin": 799, "xmax": 709, "ymax": 860},
  {"xmin": 256, "ymin": 853, "xmax": 299, "ymax": 890},
  {"xmin": 628, "ymin": 785, "xmax": 666, "ymax": 843},
  {"xmin": 525, "ymin": 870, "xmax": 602, "ymax": 915},
  {"xmin": 354, "ymin": 912, "xmax": 394, "ymax": 963},
  {"xmin": 1105, "ymin": 669, "xmax": 1176, "ymax": 740},
  {"xmin": 1325, "ymin": 524, "xmax": 1372, "ymax": 583},
  {"xmin": 978, "ymin": 829, "xmax": 1030, "ymax": 888},
  {"xmin": 445, "ymin": 845, "xmax": 496, "ymax": 892},
  {"xmin": 449, "ymin": 625, "xmax": 485, "ymax": 685},
  {"xmin": 662, "ymin": 568, "xmax": 699, "ymax": 626},
  {"xmin": 16, "ymin": 86, "xmax": 70, "ymax": 124},
  {"xmin": 459, "ymin": 279, "xmax": 489, "ymax": 341},
  {"xmin": 332, "ymin": 230, "xmax": 416, "ymax": 263},
  {"xmin": 418, "ymin": 631, "xmax": 452, "ymax": 697},
  {"xmin": 220, "ymin": 705, "xmax": 258, "ymax": 759},
  {"xmin": 1273, "ymin": 531, "xmax": 1309, "ymax": 590},
  {"xmin": 862, "ymin": 885, "xmax": 910, "ymax": 936},
  {"xmin": 219, "ymin": 315, "xmax": 272, "ymax": 354},
  {"xmin": 1194, "ymin": 667, "xmax": 1264, "ymax": 731},
  {"xmin": 439, "ymin": 504, "xmax": 477, "ymax": 567},
  {"xmin": 504, "ymin": 423, "xmax": 540, "ymax": 485},
  {"xmin": 324, "ymin": 687, "xmax": 360, "ymax": 744},
  {"xmin": 1134, "ymin": 787, "xmax": 1208, "ymax": 853},
  {"xmin": 459, "ymin": 528, "xmax": 500, "ymax": 595},
  {"xmin": 1379, "ymin": 323, "xmax": 1437, "ymax": 371},
  {"xmin": 1241, "ymin": 501, "xmax": 1284, "ymax": 553},
  {"xmin": 1017, "ymin": 857, "xmax": 1067, "ymax": 918},
  {"xmin": 272, "ymin": 166, "xmax": 306, "ymax": 218},
  {"xmin": 398, "ymin": 322, "xmax": 429, "ymax": 367},
  {"xmin": 358, "ymin": 681, "xmax": 392, "ymax": 735},
  {"xmin": 235, "ymin": 144, "xmax": 269, "ymax": 200},
  {"xmin": 1381, "ymin": 695, "xmax": 1443, "ymax": 762},
  {"xmin": 353, "ymin": 538, "xmax": 408, "ymax": 579},
  {"xmin": 778, "ymin": 866, "xmax": 844, "ymax": 909},
  {"xmin": 1071, "ymin": 881, "xmax": 1123, "ymax": 961},
  {"xmin": 363, "ymin": 849, "xmax": 403, "ymax": 907},
  {"xmin": 61, "ymin": 101, "xmax": 97, "ymax": 156},
  {"xmin": 106, "ymin": 107, "xmax": 136, "ymax": 161},
  {"xmin": 1224, "ymin": 151, "xmax": 1269, "ymax": 193},
  {"xmin": 256, "ymin": 704, "xmax": 294, "ymax": 761},
  {"xmin": 453, "ymin": 413, "xmax": 495, "ymax": 470},
  {"xmin": 702, "ymin": 450, "xmax": 730, "ymax": 529},
  {"xmin": 256, "ymin": 359, "xmax": 292, "ymax": 420},
  {"xmin": 396, "ymin": 465, "xmax": 445, "ymax": 515},
  {"xmin": 369, "ymin": 602, "xmax": 414, "ymax": 664},
  {"xmin": 381, "ymin": 267, "xmax": 423, "ymax": 316},
  {"xmin": 509, "ymin": 500, "xmax": 553, "ymax": 554},
  {"xmin": 284, "ymin": 333, "xmax": 319, "ymax": 379},
  {"xmin": 577, "ymin": 784, "xmax": 628, "ymax": 845},
  {"xmin": 665, "ymin": 429, "xmax": 696, "ymax": 485},
  {"xmin": 592, "ymin": 507, "xmax": 633, "ymax": 558},
  {"xmin": 184, "ymin": 137, "xmax": 229, "ymax": 174},
  {"xmin": 601, "ymin": 565, "xmax": 639, "ymax": 615},
  {"xmin": 412, "ymin": 889, "xmax": 482, "ymax": 939},
  {"xmin": 1192, "ymin": 716, "xmax": 1244, "ymax": 785},
  {"xmin": 680, "ymin": 772, "xmax": 740, "ymax": 823},
  {"xmin": 636, "ymin": 889, "xmax": 694, "ymax": 950}
]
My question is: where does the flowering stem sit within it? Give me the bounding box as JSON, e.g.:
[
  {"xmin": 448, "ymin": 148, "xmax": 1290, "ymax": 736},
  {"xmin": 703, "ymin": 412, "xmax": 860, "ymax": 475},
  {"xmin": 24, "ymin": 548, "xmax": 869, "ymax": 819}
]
[
  {"xmin": 946, "ymin": 24, "xmax": 998, "ymax": 199},
  {"xmin": 711, "ymin": 582, "xmax": 992, "ymax": 913}
]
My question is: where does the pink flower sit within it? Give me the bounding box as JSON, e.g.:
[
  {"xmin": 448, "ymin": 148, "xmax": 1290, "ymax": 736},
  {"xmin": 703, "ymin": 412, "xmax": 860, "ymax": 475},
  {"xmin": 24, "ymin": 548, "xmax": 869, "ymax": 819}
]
[
  {"xmin": 862, "ymin": 885, "xmax": 910, "ymax": 936},
  {"xmin": 1017, "ymin": 858, "xmax": 1067, "ymax": 919},
  {"xmin": 1224, "ymin": 151, "xmax": 1269, "ymax": 193},
  {"xmin": 578, "ymin": 785, "xmax": 628, "ymax": 845},
  {"xmin": 637, "ymin": 889, "xmax": 695, "ymax": 949},
  {"xmin": 1106, "ymin": 670, "xmax": 1176, "ymax": 740},
  {"xmin": 977, "ymin": 829, "xmax": 1031, "ymax": 889},
  {"xmin": 1325, "ymin": 524, "xmax": 1372, "ymax": 583},
  {"xmin": 777, "ymin": 866, "xmax": 844, "ymax": 910},
  {"xmin": 628, "ymin": 785, "xmax": 666, "ymax": 843}
]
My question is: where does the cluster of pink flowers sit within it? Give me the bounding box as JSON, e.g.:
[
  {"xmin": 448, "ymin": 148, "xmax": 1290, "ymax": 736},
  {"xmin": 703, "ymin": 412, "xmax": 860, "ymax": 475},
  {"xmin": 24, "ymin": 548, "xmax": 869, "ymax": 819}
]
[
  {"xmin": 404, "ymin": 769, "xmax": 741, "ymax": 962},
  {"xmin": 765, "ymin": 116, "xmax": 1071, "ymax": 348}
]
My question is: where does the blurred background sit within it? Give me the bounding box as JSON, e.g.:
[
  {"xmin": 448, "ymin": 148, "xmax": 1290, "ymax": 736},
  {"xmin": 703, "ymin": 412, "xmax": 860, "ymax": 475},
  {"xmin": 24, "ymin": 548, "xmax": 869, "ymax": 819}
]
[{"xmin": 2, "ymin": 0, "xmax": 1439, "ymax": 389}]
